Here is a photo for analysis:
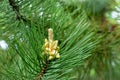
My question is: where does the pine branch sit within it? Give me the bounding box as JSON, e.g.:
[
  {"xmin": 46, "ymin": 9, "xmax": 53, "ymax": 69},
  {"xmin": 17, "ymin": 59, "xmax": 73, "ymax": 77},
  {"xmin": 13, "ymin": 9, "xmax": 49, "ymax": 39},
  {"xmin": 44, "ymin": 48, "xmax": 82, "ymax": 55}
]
[
  {"xmin": 8, "ymin": 0, "xmax": 27, "ymax": 22},
  {"xmin": 8, "ymin": 0, "xmax": 39, "ymax": 31},
  {"xmin": 0, "ymin": 0, "xmax": 100, "ymax": 80}
]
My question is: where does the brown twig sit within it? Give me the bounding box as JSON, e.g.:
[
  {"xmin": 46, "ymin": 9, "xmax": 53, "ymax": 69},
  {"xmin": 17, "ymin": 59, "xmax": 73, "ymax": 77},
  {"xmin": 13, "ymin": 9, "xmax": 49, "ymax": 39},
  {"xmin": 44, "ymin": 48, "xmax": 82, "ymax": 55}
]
[
  {"xmin": 8, "ymin": 0, "xmax": 27, "ymax": 22},
  {"xmin": 35, "ymin": 60, "xmax": 50, "ymax": 80}
]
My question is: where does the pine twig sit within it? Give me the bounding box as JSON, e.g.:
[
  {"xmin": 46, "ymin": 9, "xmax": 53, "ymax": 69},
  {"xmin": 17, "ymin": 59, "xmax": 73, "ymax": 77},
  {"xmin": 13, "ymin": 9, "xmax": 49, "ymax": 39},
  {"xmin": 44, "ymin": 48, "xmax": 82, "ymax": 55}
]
[
  {"xmin": 35, "ymin": 60, "xmax": 50, "ymax": 80},
  {"xmin": 8, "ymin": 0, "xmax": 27, "ymax": 22}
]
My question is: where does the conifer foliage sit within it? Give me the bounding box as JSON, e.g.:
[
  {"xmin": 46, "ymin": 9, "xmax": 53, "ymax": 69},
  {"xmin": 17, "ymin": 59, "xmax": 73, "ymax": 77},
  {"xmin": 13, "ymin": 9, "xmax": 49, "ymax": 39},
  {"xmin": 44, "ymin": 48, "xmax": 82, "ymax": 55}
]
[{"xmin": 0, "ymin": 0, "xmax": 120, "ymax": 80}]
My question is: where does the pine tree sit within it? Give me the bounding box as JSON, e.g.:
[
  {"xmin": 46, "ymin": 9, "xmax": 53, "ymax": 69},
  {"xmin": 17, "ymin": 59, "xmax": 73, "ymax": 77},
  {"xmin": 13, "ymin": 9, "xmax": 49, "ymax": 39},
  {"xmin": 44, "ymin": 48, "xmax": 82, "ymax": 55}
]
[{"xmin": 0, "ymin": 0, "xmax": 120, "ymax": 80}]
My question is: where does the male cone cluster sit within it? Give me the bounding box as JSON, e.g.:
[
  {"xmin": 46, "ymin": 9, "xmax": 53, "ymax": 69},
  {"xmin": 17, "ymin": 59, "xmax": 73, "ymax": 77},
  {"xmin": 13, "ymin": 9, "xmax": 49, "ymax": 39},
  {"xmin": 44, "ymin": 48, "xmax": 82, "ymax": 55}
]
[{"xmin": 43, "ymin": 28, "xmax": 60, "ymax": 60}]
